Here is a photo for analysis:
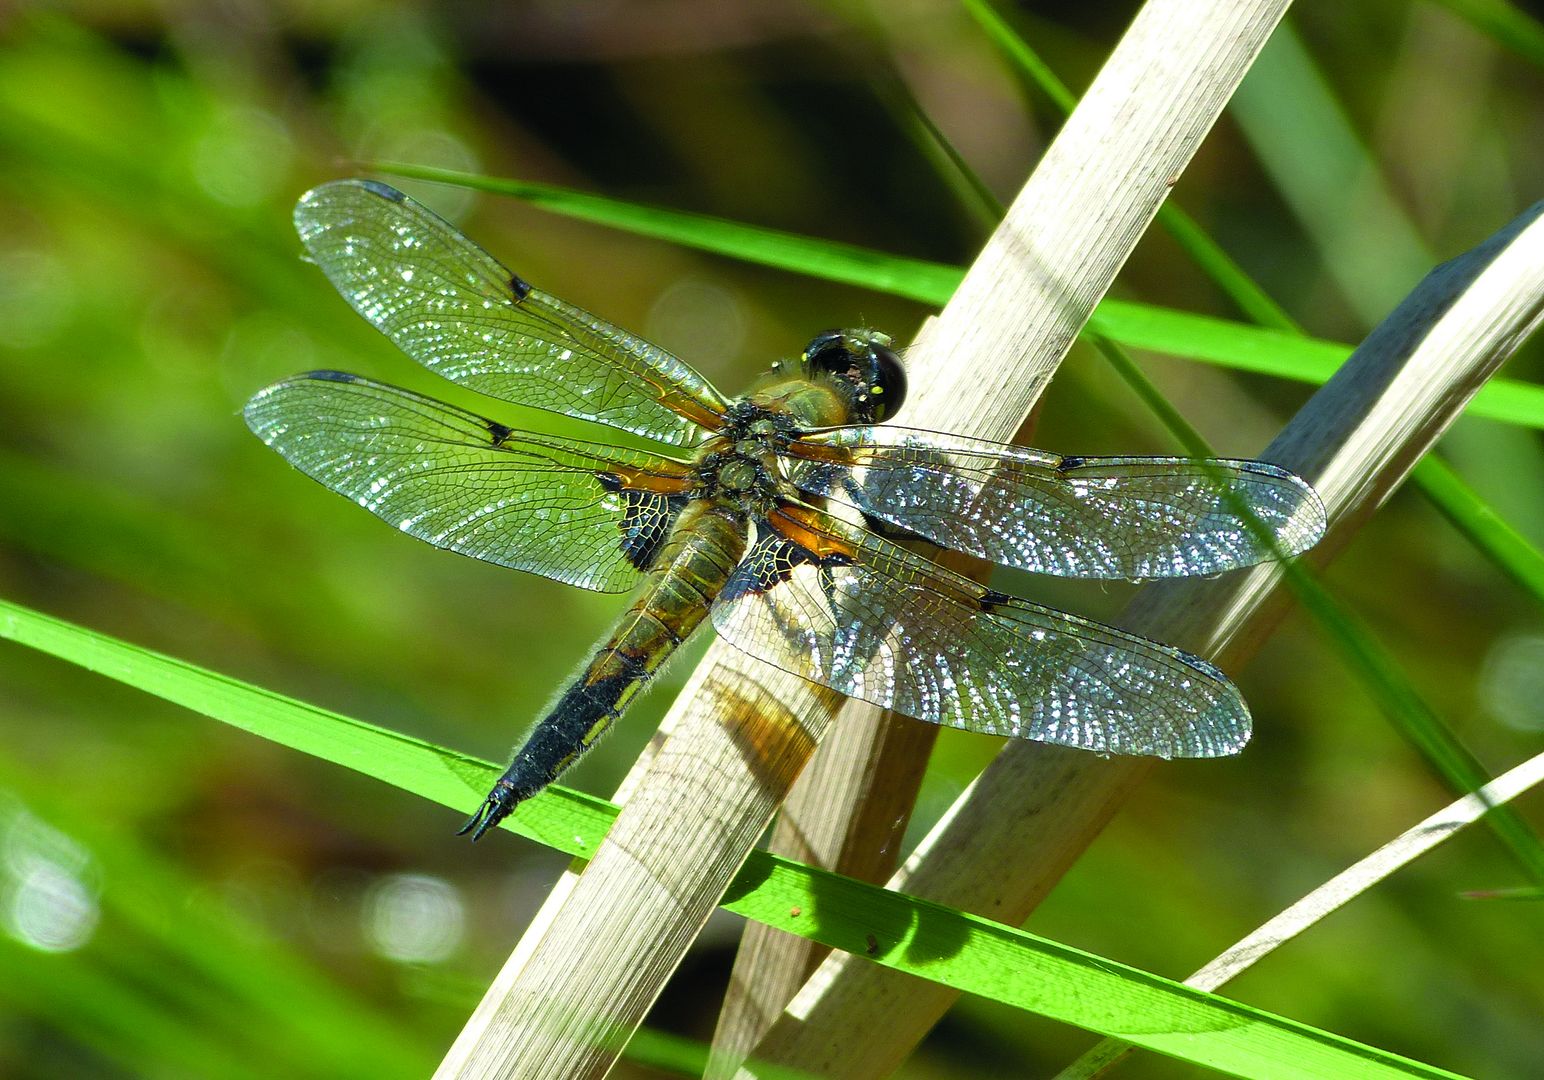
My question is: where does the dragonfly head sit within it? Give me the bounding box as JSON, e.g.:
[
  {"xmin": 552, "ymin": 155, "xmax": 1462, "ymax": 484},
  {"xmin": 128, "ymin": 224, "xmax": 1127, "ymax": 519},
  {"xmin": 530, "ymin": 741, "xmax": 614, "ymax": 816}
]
[{"xmin": 798, "ymin": 328, "xmax": 907, "ymax": 424}]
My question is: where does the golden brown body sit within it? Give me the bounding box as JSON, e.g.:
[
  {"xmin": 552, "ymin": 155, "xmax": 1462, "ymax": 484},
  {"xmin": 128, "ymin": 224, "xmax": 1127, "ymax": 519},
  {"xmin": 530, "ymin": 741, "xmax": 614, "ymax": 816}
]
[
  {"xmin": 249, "ymin": 182, "xmax": 1322, "ymax": 844},
  {"xmin": 485, "ymin": 375, "xmax": 853, "ymax": 811}
]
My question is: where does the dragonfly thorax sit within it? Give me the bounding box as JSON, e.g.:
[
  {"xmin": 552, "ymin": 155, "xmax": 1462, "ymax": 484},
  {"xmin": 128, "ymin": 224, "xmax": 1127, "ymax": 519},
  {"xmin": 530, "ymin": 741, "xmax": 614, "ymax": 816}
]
[
  {"xmin": 717, "ymin": 458, "xmax": 759, "ymax": 492},
  {"xmin": 692, "ymin": 403, "xmax": 798, "ymax": 516}
]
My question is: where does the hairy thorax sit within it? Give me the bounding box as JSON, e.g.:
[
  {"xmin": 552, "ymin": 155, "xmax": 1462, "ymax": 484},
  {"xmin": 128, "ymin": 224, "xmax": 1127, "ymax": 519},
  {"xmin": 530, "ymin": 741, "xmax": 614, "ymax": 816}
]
[
  {"xmin": 690, "ymin": 407, "xmax": 794, "ymax": 520},
  {"xmin": 692, "ymin": 373, "xmax": 854, "ymax": 515}
]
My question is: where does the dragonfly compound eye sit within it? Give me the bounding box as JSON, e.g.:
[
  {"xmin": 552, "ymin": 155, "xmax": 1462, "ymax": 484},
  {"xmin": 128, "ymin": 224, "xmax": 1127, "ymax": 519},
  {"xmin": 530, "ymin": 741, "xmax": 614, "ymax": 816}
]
[
  {"xmin": 803, "ymin": 329, "xmax": 907, "ymax": 423},
  {"xmin": 865, "ymin": 341, "xmax": 906, "ymax": 422}
]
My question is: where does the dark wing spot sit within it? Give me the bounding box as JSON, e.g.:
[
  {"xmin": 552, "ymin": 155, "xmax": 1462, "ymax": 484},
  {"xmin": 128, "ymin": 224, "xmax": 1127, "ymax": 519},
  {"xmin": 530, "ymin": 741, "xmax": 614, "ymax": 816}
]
[
  {"xmin": 357, "ymin": 180, "xmax": 407, "ymax": 202},
  {"xmin": 721, "ymin": 524, "xmax": 834, "ymax": 602},
  {"xmin": 510, "ymin": 272, "xmax": 532, "ymax": 301},
  {"xmin": 597, "ymin": 472, "xmax": 686, "ymax": 572},
  {"xmin": 305, "ymin": 370, "xmax": 360, "ymax": 383},
  {"xmin": 1057, "ymin": 455, "xmax": 1085, "ymax": 472},
  {"xmin": 978, "ymin": 588, "xmax": 1013, "ymax": 613},
  {"xmin": 486, "ymin": 418, "xmax": 515, "ymax": 446},
  {"xmin": 622, "ymin": 492, "xmax": 688, "ymax": 572}
]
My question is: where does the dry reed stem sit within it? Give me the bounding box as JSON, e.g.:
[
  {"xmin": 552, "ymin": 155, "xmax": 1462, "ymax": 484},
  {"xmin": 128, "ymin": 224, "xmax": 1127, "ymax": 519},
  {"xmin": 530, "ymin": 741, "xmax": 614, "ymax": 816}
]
[
  {"xmin": 436, "ymin": 1, "xmax": 1293, "ymax": 1076},
  {"xmin": 732, "ymin": 201, "xmax": 1544, "ymax": 1079},
  {"xmin": 1046, "ymin": 199, "xmax": 1544, "ymax": 1080},
  {"xmin": 704, "ymin": 696, "xmax": 936, "ymax": 1077},
  {"xmin": 705, "ymin": 318, "xmax": 950, "ymax": 1077},
  {"xmin": 709, "ymin": 0, "xmax": 1297, "ymax": 1071}
]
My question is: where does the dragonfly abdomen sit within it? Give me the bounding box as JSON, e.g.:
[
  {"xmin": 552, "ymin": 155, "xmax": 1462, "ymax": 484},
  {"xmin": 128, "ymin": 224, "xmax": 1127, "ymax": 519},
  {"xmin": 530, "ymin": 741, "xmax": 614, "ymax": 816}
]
[{"xmin": 460, "ymin": 502, "xmax": 748, "ymax": 839}]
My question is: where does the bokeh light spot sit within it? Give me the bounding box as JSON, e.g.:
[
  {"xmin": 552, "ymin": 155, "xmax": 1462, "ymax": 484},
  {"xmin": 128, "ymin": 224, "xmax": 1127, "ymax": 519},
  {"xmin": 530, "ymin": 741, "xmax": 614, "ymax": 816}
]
[
  {"xmin": 645, "ymin": 276, "xmax": 746, "ymax": 371},
  {"xmin": 363, "ymin": 872, "xmax": 464, "ymax": 964},
  {"xmin": 1479, "ymin": 632, "xmax": 1544, "ymax": 732},
  {"xmin": 192, "ymin": 105, "xmax": 295, "ymax": 208},
  {"xmin": 1, "ymin": 806, "xmax": 98, "ymax": 954}
]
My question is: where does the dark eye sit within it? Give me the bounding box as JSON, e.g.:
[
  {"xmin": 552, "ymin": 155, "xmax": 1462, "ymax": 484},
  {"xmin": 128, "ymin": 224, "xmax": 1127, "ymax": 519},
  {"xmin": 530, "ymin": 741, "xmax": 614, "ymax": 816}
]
[
  {"xmin": 866, "ymin": 342, "xmax": 906, "ymax": 422},
  {"xmin": 802, "ymin": 330, "xmax": 907, "ymax": 423}
]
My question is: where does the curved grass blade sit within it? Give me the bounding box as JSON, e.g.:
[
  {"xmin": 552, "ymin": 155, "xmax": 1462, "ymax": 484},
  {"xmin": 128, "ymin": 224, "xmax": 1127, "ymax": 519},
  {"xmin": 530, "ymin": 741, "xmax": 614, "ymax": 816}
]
[
  {"xmin": 1056, "ymin": 748, "xmax": 1544, "ymax": 1078},
  {"xmin": 0, "ymin": 597, "xmax": 1464, "ymax": 1079},
  {"xmin": 369, "ymin": 163, "xmax": 1544, "ymax": 434}
]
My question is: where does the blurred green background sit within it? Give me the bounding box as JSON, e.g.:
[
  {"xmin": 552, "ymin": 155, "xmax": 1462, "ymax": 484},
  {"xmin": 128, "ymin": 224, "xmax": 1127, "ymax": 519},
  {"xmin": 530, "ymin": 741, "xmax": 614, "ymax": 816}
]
[{"xmin": 1, "ymin": 2, "xmax": 1542, "ymax": 1077}]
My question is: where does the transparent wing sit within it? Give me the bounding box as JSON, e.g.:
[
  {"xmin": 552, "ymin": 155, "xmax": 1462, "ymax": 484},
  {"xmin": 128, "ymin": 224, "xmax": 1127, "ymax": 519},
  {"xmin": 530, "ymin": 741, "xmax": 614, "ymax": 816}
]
[
  {"xmin": 294, "ymin": 180, "xmax": 729, "ymax": 446},
  {"xmin": 711, "ymin": 503, "xmax": 1249, "ymax": 758},
  {"xmin": 244, "ymin": 371, "xmax": 695, "ymax": 592},
  {"xmin": 785, "ymin": 426, "xmax": 1326, "ymax": 579}
]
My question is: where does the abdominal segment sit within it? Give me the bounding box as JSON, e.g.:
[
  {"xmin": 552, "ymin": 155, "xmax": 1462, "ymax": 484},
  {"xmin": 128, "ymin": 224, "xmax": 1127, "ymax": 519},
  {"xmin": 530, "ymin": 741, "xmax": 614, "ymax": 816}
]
[
  {"xmin": 497, "ymin": 646, "xmax": 655, "ymax": 806},
  {"xmin": 463, "ymin": 503, "xmax": 747, "ymax": 839}
]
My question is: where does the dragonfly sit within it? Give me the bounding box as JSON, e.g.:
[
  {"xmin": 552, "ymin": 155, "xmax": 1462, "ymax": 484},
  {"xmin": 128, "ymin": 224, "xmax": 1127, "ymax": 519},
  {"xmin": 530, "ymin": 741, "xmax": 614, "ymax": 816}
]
[{"xmin": 245, "ymin": 179, "xmax": 1327, "ymax": 841}]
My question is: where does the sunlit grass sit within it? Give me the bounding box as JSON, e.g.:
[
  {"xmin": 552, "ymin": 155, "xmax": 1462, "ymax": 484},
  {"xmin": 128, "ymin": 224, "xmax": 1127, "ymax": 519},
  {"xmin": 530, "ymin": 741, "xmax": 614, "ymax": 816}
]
[{"xmin": 0, "ymin": 5, "xmax": 1540, "ymax": 1078}]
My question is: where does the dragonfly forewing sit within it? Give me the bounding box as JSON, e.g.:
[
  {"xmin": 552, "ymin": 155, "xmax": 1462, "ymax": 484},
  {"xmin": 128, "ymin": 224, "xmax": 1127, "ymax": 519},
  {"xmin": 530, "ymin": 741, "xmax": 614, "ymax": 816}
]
[
  {"xmin": 294, "ymin": 179, "xmax": 730, "ymax": 446},
  {"xmin": 786, "ymin": 425, "xmax": 1327, "ymax": 580}
]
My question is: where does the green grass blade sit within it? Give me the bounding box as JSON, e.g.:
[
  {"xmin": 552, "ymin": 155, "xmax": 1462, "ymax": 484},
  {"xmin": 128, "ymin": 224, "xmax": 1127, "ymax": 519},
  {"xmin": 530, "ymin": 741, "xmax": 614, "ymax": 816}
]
[
  {"xmin": 372, "ymin": 161, "xmax": 962, "ymax": 306},
  {"xmin": 877, "ymin": 71, "xmax": 1004, "ymax": 232},
  {"xmin": 1432, "ymin": 0, "xmax": 1544, "ymax": 70},
  {"xmin": 369, "ymin": 163, "xmax": 1544, "ymax": 434},
  {"xmin": 1150, "ymin": 204, "xmax": 1301, "ymax": 330},
  {"xmin": 1086, "ymin": 299, "xmax": 1544, "ymax": 432},
  {"xmin": 1413, "ymin": 455, "xmax": 1544, "ymax": 600},
  {"xmin": 1088, "ymin": 336, "xmax": 1211, "ymax": 456},
  {"xmin": 0, "ymin": 597, "xmax": 1467, "ymax": 1079},
  {"xmin": 959, "ymin": 0, "xmax": 1077, "ymax": 114}
]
